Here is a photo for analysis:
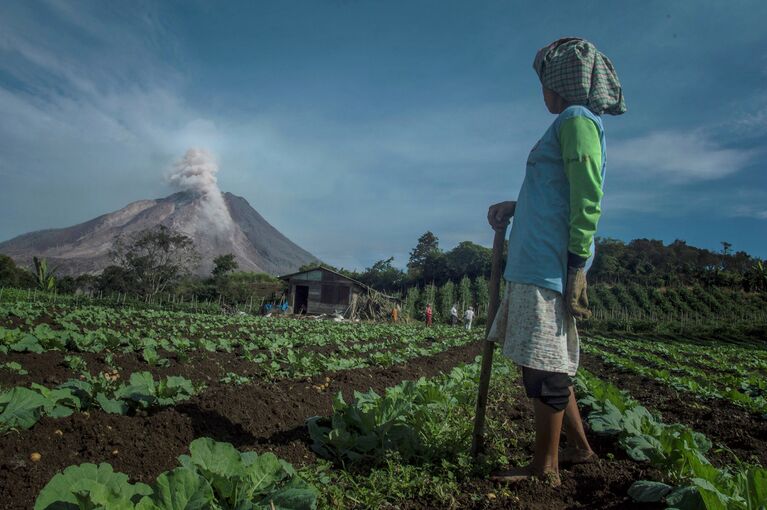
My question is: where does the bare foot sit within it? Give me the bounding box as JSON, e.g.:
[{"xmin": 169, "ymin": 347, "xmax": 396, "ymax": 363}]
[
  {"xmin": 559, "ymin": 447, "xmax": 597, "ymax": 466},
  {"xmin": 490, "ymin": 465, "xmax": 561, "ymax": 487}
]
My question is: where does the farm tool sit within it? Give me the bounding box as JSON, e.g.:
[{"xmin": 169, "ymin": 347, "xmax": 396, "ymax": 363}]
[{"xmin": 470, "ymin": 224, "xmax": 507, "ymax": 458}]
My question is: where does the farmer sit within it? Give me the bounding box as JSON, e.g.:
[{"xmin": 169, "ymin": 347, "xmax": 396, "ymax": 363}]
[
  {"xmin": 464, "ymin": 306, "xmax": 475, "ymax": 331},
  {"xmin": 425, "ymin": 304, "xmax": 433, "ymax": 326},
  {"xmin": 486, "ymin": 37, "xmax": 626, "ymax": 486},
  {"xmin": 450, "ymin": 303, "xmax": 459, "ymax": 325}
]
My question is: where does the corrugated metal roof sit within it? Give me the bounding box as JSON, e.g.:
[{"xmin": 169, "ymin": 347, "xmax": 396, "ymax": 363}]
[{"xmin": 278, "ymin": 266, "xmax": 367, "ymax": 289}]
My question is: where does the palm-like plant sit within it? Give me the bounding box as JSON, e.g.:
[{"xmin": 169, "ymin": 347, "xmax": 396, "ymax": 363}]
[
  {"xmin": 752, "ymin": 261, "xmax": 767, "ymax": 292},
  {"xmin": 33, "ymin": 256, "xmax": 57, "ymax": 291}
]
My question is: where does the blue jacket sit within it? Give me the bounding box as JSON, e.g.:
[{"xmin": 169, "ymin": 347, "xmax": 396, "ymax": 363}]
[{"xmin": 503, "ymin": 106, "xmax": 606, "ymax": 294}]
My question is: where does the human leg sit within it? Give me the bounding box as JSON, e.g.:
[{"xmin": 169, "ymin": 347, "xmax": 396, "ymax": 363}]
[
  {"xmin": 560, "ymin": 386, "xmax": 596, "ymax": 465},
  {"xmin": 491, "ymin": 367, "xmax": 569, "ymax": 485}
]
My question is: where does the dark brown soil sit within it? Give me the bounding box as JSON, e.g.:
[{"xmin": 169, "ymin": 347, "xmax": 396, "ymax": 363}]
[
  {"xmin": 0, "ymin": 339, "xmax": 448, "ymax": 389},
  {"xmin": 0, "ymin": 342, "xmax": 481, "ymax": 510},
  {"xmin": 430, "ymin": 459, "xmax": 664, "ymax": 510},
  {"xmin": 0, "ymin": 339, "xmax": 717, "ymax": 509},
  {"xmin": 581, "ymin": 353, "xmax": 767, "ymax": 467},
  {"xmin": 446, "ymin": 371, "xmax": 667, "ymax": 510}
]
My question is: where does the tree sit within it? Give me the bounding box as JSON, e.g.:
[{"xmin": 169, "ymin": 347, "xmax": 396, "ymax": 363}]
[
  {"xmin": 745, "ymin": 261, "xmax": 767, "ymax": 292},
  {"xmin": 473, "ymin": 277, "xmax": 489, "ymax": 319},
  {"xmin": 421, "ymin": 251, "xmax": 450, "ymax": 286},
  {"xmin": 404, "ymin": 286, "xmax": 420, "ymax": 320},
  {"xmin": 359, "ymin": 257, "xmax": 405, "ymax": 292},
  {"xmin": 110, "ymin": 226, "xmax": 200, "ymax": 297},
  {"xmin": 0, "ymin": 254, "xmax": 20, "ymax": 287},
  {"xmin": 422, "ymin": 283, "xmax": 437, "ymax": 317},
  {"xmin": 358, "ymin": 257, "xmax": 406, "ymax": 292},
  {"xmin": 458, "ymin": 275, "xmax": 472, "ymax": 312},
  {"xmin": 33, "ymin": 256, "xmax": 56, "ymax": 291},
  {"xmin": 212, "ymin": 254, "xmax": 238, "ymax": 278},
  {"xmin": 216, "ymin": 272, "xmax": 282, "ymax": 304},
  {"xmin": 438, "ymin": 281, "xmax": 455, "ymax": 321},
  {"xmin": 407, "ymin": 231, "xmax": 440, "ymax": 278},
  {"xmin": 445, "ymin": 241, "xmax": 492, "ymax": 280},
  {"xmin": 97, "ymin": 265, "xmax": 137, "ymax": 294}
]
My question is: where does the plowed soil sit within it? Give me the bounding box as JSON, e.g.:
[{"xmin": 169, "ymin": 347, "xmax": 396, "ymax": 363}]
[
  {"xmin": 1, "ymin": 339, "xmax": 674, "ymax": 510},
  {"xmin": 3, "ymin": 342, "xmax": 481, "ymax": 509}
]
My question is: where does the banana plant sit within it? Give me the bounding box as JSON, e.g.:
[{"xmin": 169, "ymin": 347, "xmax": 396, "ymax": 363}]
[{"xmin": 33, "ymin": 256, "xmax": 57, "ymax": 291}]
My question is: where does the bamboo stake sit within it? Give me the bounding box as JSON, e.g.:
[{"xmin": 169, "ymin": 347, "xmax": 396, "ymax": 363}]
[{"xmin": 471, "ymin": 226, "xmax": 507, "ymax": 458}]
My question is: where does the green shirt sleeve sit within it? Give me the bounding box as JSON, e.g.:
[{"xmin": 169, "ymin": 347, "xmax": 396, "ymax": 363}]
[{"xmin": 558, "ymin": 116, "xmax": 603, "ymax": 261}]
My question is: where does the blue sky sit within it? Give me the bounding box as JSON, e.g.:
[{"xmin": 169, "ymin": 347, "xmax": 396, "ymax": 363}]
[{"xmin": 1, "ymin": 0, "xmax": 765, "ymax": 270}]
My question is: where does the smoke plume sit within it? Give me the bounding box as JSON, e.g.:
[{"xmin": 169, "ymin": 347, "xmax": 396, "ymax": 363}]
[{"xmin": 167, "ymin": 148, "xmax": 234, "ymax": 232}]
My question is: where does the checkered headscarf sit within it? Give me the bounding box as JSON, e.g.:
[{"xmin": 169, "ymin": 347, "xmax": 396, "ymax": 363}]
[{"xmin": 533, "ymin": 37, "xmax": 626, "ymax": 116}]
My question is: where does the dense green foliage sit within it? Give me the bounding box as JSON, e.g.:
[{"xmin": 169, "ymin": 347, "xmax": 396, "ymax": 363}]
[
  {"xmin": 583, "ymin": 283, "xmax": 767, "ymax": 338},
  {"xmin": 584, "ymin": 335, "xmax": 767, "ymax": 417},
  {"xmin": 110, "ymin": 225, "xmax": 201, "ymax": 297},
  {"xmin": 590, "ymin": 238, "xmax": 767, "ymax": 291},
  {"xmin": 0, "ymin": 293, "xmax": 482, "ymax": 384},
  {"xmin": 3, "ymin": 278, "xmax": 765, "ymax": 508},
  {"xmin": 577, "ymin": 369, "xmax": 767, "ymax": 509},
  {"xmin": 308, "ymin": 362, "xmax": 503, "ymax": 467},
  {"xmin": 0, "ymin": 372, "xmax": 200, "ymax": 431},
  {"xmin": 0, "ymin": 254, "xmax": 36, "ymax": 289},
  {"xmin": 34, "ymin": 437, "xmax": 317, "ymax": 510}
]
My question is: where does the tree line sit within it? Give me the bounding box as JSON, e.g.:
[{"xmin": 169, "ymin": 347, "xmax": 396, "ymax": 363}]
[
  {"xmin": 1, "ymin": 228, "xmax": 765, "ymax": 310},
  {"xmin": 302, "ymin": 232, "xmax": 767, "ymax": 294},
  {"xmin": 0, "ymin": 226, "xmax": 281, "ymax": 305}
]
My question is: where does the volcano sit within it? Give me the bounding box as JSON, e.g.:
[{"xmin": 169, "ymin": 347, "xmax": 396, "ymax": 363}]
[{"xmin": 0, "ymin": 191, "xmax": 318, "ymax": 276}]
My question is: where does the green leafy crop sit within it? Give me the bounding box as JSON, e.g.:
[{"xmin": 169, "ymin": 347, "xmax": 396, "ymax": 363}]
[{"xmin": 34, "ymin": 438, "xmax": 317, "ymax": 510}]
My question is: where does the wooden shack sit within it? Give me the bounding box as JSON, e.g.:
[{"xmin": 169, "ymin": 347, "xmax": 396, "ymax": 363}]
[{"xmin": 279, "ymin": 267, "xmax": 367, "ymax": 316}]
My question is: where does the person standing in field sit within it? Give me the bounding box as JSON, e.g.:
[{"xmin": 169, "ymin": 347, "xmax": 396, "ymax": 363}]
[
  {"xmin": 486, "ymin": 37, "xmax": 626, "ymax": 486},
  {"xmin": 425, "ymin": 304, "xmax": 433, "ymax": 326},
  {"xmin": 450, "ymin": 303, "xmax": 459, "ymax": 325},
  {"xmin": 463, "ymin": 306, "xmax": 475, "ymax": 330},
  {"xmin": 391, "ymin": 305, "xmax": 398, "ymax": 322}
]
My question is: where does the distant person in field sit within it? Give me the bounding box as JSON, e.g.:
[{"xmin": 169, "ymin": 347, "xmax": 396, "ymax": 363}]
[
  {"xmin": 463, "ymin": 306, "xmax": 475, "ymax": 330},
  {"xmin": 486, "ymin": 37, "xmax": 626, "ymax": 486},
  {"xmin": 391, "ymin": 305, "xmax": 398, "ymax": 322},
  {"xmin": 450, "ymin": 304, "xmax": 459, "ymax": 325},
  {"xmin": 425, "ymin": 304, "xmax": 433, "ymax": 326}
]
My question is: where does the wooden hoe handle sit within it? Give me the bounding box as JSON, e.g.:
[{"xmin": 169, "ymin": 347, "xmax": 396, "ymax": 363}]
[{"xmin": 470, "ymin": 226, "xmax": 506, "ymax": 458}]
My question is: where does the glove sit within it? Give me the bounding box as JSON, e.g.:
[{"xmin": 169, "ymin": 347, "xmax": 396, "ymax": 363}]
[{"xmin": 565, "ymin": 266, "xmax": 591, "ymax": 320}]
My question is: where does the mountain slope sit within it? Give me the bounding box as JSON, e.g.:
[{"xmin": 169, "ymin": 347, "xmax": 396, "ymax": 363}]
[{"xmin": 0, "ymin": 192, "xmax": 317, "ymax": 276}]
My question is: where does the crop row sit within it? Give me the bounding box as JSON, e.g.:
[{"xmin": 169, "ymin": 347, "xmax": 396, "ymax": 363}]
[
  {"xmin": 587, "ymin": 336, "xmax": 767, "ymax": 392},
  {"xmin": 582, "ymin": 341, "xmax": 767, "ymax": 416},
  {"xmin": 587, "ymin": 334, "xmax": 767, "ymax": 373},
  {"xmin": 1, "ymin": 300, "xmax": 455, "ymax": 352},
  {"xmin": 34, "ymin": 437, "xmax": 317, "ymax": 510},
  {"xmin": 27, "ymin": 346, "xmax": 767, "ymax": 509},
  {"xmin": 587, "ymin": 284, "xmax": 767, "ymax": 324},
  {"xmin": 0, "ymin": 372, "xmax": 201, "ymax": 432},
  {"xmin": 576, "ymin": 369, "xmax": 767, "ymax": 509},
  {"xmin": 30, "ymin": 354, "xmax": 522, "ymax": 510}
]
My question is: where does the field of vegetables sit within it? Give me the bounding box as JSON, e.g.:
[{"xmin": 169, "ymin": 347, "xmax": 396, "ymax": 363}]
[{"xmin": 1, "ymin": 290, "xmax": 766, "ymax": 509}]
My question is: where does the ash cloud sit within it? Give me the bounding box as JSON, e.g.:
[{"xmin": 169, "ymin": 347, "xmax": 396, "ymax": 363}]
[{"xmin": 167, "ymin": 148, "xmax": 234, "ymax": 232}]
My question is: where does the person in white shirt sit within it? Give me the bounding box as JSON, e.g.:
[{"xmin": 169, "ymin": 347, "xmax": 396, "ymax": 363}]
[
  {"xmin": 463, "ymin": 306, "xmax": 475, "ymax": 330},
  {"xmin": 450, "ymin": 304, "xmax": 459, "ymax": 325}
]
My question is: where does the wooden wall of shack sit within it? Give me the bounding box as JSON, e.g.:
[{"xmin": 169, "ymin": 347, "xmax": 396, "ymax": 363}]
[{"xmin": 283, "ymin": 268, "xmax": 364, "ymax": 316}]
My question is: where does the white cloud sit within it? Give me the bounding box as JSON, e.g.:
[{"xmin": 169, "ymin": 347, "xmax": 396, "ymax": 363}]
[
  {"xmin": 609, "ymin": 130, "xmax": 758, "ymax": 182},
  {"xmin": 601, "ymin": 187, "xmax": 767, "ymax": 226},
  {"xmin": 0, "ymin": 0, "xmax": 539, "ymax": 271}
]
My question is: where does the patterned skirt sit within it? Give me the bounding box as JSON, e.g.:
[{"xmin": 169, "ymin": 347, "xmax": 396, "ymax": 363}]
[{"xmin": 487, "ymin": 281, "xmax": 579, "ymax": 376}]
